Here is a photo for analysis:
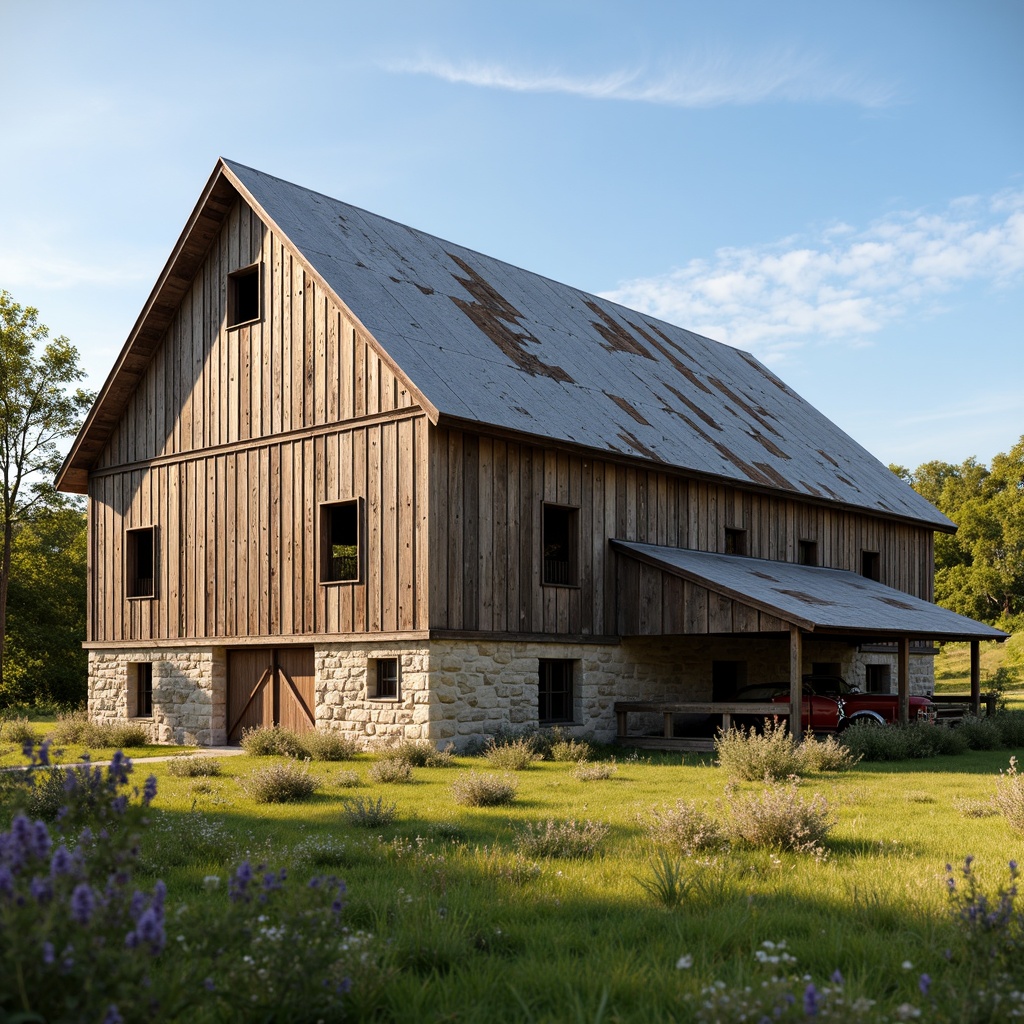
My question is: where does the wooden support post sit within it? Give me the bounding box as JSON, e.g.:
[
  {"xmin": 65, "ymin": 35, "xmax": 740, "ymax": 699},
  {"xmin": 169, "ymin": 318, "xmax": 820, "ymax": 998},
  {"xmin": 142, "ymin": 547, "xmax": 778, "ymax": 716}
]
[
  {"xmin": 663, "ymin": 712, "xmax": 673, "ymax": 739},
  {"xmin": 898, "ymin": 637, "xmax": 910, "ymax": 725},
  {"xmin": 970, "ymin": 641, "xmax": 981, "ymax": 717},
  {"xmin": 789, "ymin": 626, "xmax": 803, "ymax": 743}
]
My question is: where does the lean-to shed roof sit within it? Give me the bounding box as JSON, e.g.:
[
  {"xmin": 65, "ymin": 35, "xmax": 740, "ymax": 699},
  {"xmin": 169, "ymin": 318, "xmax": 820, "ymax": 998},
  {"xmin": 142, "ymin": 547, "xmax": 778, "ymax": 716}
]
[{"xmin": 57, "ymin": 159, "xmax": 954, "ymax": 532}]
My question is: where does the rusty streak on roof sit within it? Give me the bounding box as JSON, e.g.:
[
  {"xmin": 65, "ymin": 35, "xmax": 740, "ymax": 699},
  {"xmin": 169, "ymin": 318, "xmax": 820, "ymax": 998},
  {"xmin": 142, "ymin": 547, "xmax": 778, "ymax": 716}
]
[{"xmin": 612, "ymin": 541, "xmax": 1009, "ymax": 641}]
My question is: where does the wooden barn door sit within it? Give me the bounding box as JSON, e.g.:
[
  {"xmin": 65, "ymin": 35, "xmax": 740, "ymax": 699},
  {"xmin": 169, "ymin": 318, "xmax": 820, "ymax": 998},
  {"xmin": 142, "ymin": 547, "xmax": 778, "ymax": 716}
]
[{"xmin": 227, "ymin": 647, "xmax": 315, "ymax": 743}]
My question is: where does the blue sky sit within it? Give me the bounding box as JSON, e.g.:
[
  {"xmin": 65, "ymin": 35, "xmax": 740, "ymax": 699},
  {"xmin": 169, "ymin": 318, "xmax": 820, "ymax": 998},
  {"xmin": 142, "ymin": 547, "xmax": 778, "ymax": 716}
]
[{"xmin": 2, "ymin": 0, "xmax": 1021, "ymax": 470}]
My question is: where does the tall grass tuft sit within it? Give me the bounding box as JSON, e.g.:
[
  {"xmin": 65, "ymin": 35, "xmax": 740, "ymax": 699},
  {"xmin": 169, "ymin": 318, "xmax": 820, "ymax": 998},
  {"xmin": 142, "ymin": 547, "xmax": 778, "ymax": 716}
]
[
  {"xmin": 715, "ymin": 719, "xmax": 803, "ymax": 781},
  {"xmin": 167, "ymin": 755, "xmax": 222, "ymax": 778},
  {"xmin": 726, "ymin": 780, "xmax": 834, "ymax": 855},
  {"xmin": 994, "ymin": 756, "xmax": 1024, "ymax": 832},
  {"xmin": 482, "ymin": 735, "xmax": 540, "ymax": 771},
  {"xmin": 340, "ymin": 795, "xmax": 398, "ymax": 828},
  {"xmin": 800, "ymin": 733, "xmax": 861, "ymax": 772},
  {"xmin": 389, "ymin": 739, "xmax": 455, "ymax": 767},
  {"xmin": 645, "ymin": 800, "xmax": 726, "ymax": 855},
  {"xmin": 239, "ymin": 725, "xmax": 308, "ymax": 758},
  {"xmin": 571, "ymin": 760, "xmax": 617, "ymax": 781},
  {"xmin": 514, "ymin": 818, "xmax": 610, "ymax": 859},
  {"xmin": 301, "ymin": 729, "xmax": 360, "ymax": 761},
  {"xmin": 451, "ymin": 771, "xmax": 517, "ymax": 807},
  {"xmin": 368, "ymin": 757, "xmax": 413, "ymax": 784},
  {"xmin": 240, "ymin": 761, "xmax": 317, "ymax": 803},
  {"xmin": 44, "ymin": 711, "xmax": 149, "ymax": 750}
]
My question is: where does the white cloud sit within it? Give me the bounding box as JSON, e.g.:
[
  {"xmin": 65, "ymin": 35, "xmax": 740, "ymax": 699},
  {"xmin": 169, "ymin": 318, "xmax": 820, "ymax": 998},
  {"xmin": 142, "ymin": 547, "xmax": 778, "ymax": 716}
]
[
  {"xmin": 0, "ymin": 246, "xmax": 150, "ymax": 291},
  {"xmin": 602, "ymin": 193, "xmax": 1024, "ymax": 362},
  {"xmin": 385, "ymin": 49, "xmax": 896, "ymax": 109}
]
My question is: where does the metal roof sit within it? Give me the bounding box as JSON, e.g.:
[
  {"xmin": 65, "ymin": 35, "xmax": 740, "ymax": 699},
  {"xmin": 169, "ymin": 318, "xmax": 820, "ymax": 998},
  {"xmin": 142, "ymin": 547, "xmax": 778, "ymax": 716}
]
[
  {"xmin": 223, "ymin": 160, "xmax": 952, "ymax": 530},
  {"xmin": 612, "ymin": 540, "xmax": 1007, "ymax": 641}
]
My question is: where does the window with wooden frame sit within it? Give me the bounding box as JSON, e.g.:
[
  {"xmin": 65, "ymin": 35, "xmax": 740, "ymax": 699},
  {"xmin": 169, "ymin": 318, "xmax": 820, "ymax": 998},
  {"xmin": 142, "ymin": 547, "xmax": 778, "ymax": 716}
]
[
  {"xmin": 724, "ymin": 528, "xmax": 747, "ymax": 556},
  {"xmin": 130, "ymin": 662, "xmax": 154, "ymax": 718},
  {"xmin": 226, "ymin": 262, "xmax": 261, "ymax": 329},
  {"xmin": 372, "ymin": 657, "xmax": 399, "ymax": 700},
  {"xmin": 860, "ymin": 550, "xmax": 881, "ymax": 581},
  {"xmin": 126, "ymin": 527, "xmax": 156, "ymax": 599},
  {"xmin": 865, "ymin": 664, "xmax": 891, "ymax": 694},
  {"xmin": 320, "ymin": 500, "xmax": 360, "ymax": 583},
  {"xmin": 538, "ymin": 659, "xmax": 575, "ymax": 723},
  {"xmin": 542, "ymin": 503, "xmax": 578, "ymax": 586},
  {"xmin": 798, "ymin": 540, "xmax": 818, "ymax": 566}
]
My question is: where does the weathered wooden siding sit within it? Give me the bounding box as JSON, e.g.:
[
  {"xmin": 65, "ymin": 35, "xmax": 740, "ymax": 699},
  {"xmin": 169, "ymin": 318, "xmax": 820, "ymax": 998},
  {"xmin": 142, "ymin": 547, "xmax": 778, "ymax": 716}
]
[
  {"xmin": 428, "ymin": 426, "xmax": 935, "ymax": 637},
  {"xmin": 96, "ymin": 198, "xmax": 414, "ymax": 468},
  {"xmin": 90, "ymin": 418, "xmax": 429, "ymax": 642}
]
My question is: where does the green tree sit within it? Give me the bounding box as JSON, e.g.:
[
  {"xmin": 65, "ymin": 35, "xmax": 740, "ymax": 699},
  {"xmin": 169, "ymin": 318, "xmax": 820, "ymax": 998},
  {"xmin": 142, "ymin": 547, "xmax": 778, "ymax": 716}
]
[
  {"xmin": 0, "ymin": 292, "xmax": 93, "ymax": 692},
  {"xmin": 3, "ymin": 505, "xmax": 88, "ymax": 705}
]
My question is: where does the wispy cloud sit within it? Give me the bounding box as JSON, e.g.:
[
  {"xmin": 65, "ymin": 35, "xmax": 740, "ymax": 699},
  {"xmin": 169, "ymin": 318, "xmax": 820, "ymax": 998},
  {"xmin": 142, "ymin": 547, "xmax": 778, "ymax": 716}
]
[
  {"xmin": 385, "ymin": 50, "xmax": 896, "ymax": 109},
  {"xmin": 602, "ymin": 190, "xmax": 1024, "ymax": 362},
  {"xmin": 0, "ymin": 247, "xmax": 151, "ymax": 291}
]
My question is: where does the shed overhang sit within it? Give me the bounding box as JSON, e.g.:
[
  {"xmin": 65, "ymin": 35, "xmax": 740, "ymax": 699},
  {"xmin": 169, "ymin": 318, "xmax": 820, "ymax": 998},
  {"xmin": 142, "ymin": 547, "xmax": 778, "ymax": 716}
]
[{"xmin": 611, "ymin": 540, "xmax": 1009, "ymax": 643}]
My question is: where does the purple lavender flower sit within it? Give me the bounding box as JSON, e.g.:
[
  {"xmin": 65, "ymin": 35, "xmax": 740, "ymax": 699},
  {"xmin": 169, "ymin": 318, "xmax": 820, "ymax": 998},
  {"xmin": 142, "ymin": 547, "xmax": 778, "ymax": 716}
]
[
  {"xmin": 803, "ymin": 983, "xmax": 818, "ymax": 1017},
  {"xmin": 30, "ymin": 820, "xmax": 51, "ymax": 860},
  {"xmin": 71, "ymin": 883, "xmax": 95, "ymax": 925},
  {"xmin": 50, "ymin": 844, "xmax": 73, "ymax": 877},
  {"xmin": 42, "ymin": 941, "xmax": 55, "ymax": 965},
  {"xmin": 142, "ymin": 775, "xmax": 158, "ymax": 806},
  {"xmin": 30, "ymin": 875, "xmax": 52, "ymax": 904},
  {"xmin": 102, "ymin": 1006, "xmax": 123, "ymax": 1024},
  {"xmin": 0, "ymin": 865, "xmax": 15, "ymax": 898},
  {"xmin": 830, "ymin": 969, "xmax": 843, "ymax": 985},
  {"xmin": 203, "ymin": 977, "xmax": 216, "ymax": 992},
  {"xmin": 230, "ymin": 860, "xmax": 254, "ymax": 902},
  {"xmin": 919, "ymin": 973, "xmax": 931, "ymax": 996}
]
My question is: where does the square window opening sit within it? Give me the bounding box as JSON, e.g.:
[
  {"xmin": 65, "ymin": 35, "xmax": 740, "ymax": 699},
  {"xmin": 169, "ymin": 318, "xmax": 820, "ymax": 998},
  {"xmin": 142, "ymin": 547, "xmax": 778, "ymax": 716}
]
[
  {"xmin": 539, "ymin": 659, "xmax": 575, "ymax": 724},
  {"xmin": 227, "ymin": 264, "xmax": 261, "ymax": 329},
  {"xmin": 126, "ymin": 527, "xmax": 155, "ymax": 599},
  {"xmin": 321, "ymin": 500, "xmax": 360, "ymax": 583},
  {"xmin": 865, "ymin": 664, "xmax": 891, "ymax": 694},
  {"xmin": 724, "ymin": 528, "xmax": 747, "ymax": 556},
  {"xmin": 542, "ymin": 504, "xmax": 578, "ymax": 586},
  {"xmin": 798, "ymin": 540, "xmax": 818, "ymax": 566},
  {"xmin": 372, "ymin": 658, "xmax": 399, "ymax": 700},
  {"xmin": 712, "ymin": 660, "xmax": 748, "ymax": 701},
  {"xmin": 861, "ymin": 550, "xmax": 881, "ymax": 581}
]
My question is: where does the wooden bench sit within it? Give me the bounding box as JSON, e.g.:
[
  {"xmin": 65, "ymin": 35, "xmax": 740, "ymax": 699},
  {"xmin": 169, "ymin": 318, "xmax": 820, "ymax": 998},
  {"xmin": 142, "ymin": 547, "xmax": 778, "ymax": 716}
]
[
  {"xmin": 930, "ymin": 693, "xmax": 996, "ymax": 724},
  {"xmin": 614, "ymin": 700, "xmax": 792, "ymax": 752}
]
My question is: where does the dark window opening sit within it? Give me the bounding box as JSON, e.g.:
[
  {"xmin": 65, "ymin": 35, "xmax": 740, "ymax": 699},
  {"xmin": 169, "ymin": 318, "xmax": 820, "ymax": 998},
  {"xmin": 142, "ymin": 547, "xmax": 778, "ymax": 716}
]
[
  {"xmin": 542, "ymin": 504, "xmax": 577, "ymax": 585},
  {"xmin": 127, "ymin": 528, "xmax": 155, "ymax": 598},
  {"xmin": 861, "ymin": 551, "xmax": 880, "ymax": 582},
  {"xmin": 134, "ymin": 663, "xmax": 153, "ymax": 717},
  {"xmin": 539, "ymin": 659, "xmax": 574, "ymax": 723},
  {"xmin": 798, "ymin": 540, "xmax": 818, "ymax": 566},
  {"xmin": 321, "ymin": 501, "xmax": 359, "ymax": 583},
  {"xmin": 712, "ymin": 660, "xmax": 748, "ymax": 701},
  {"xmin": 724, "ymin": 528, "xmax": 747, "ymax": 556},
  {"xmin": 375, "ymin": 658, "xmax": 399, "ymax": 699},
  {"xmin": 812, "ymin": 662, "xmax": 842, "ymax": 679},
  {"xmin": 865, "ymin": 664, "xmax": 891, "ymax": 694},
  {"xmin": 227, "ymin": 264, "xmax": 261, "ymax": 328}
]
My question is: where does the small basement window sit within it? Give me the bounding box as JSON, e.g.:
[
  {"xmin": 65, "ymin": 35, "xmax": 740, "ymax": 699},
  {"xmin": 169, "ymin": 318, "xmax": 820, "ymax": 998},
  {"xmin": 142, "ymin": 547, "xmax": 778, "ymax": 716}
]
[
  {"xmin": 321, "ymin": 500, "xmax": 360, "ymax": 583},
  {"xmin": 724, "ymin": 528, "xmax": 747, "ymax": 556},
  {"xmin": 542, "ymin": 504, "xmax": 578, "ymax": 586},
  {"xmin": 798, "ymin": 540, "xmax": 818, "ymax": 566},
  {"xmin": 538, "ymin": 659, "xmax": 575, "ymax": 723},
  {"xmin": 126, "ymin": 527, "xmax": 155, "ymax": 599},
  {"xmin": 861, "ymin": 550, "xmax": 881, "ymax": 582},
  {"xmin": 227, "ymin": 263, "xmax": 261, "ymax": 329},
  {"xmin": 372, "ymin": 658, "xmax": 399, "ymax": 699},
  {"xmin": 131, "ymin": 663, "xmax": 153, "ymax": 718}
]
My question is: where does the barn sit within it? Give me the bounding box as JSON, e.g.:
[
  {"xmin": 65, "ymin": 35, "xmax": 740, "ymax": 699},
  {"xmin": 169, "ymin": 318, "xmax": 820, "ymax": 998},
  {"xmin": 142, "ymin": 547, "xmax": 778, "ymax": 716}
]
[{"xmin": 55, "ymin": 158, "xmax": 1005, "ymax": 748}]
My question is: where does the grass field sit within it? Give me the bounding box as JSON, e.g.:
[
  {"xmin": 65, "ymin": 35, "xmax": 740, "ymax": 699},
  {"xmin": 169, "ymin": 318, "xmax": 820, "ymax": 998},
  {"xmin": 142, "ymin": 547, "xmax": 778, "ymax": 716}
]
[{"xmin": 5, "ymin": 728, "xmax": 1020, "ymax": 1022}]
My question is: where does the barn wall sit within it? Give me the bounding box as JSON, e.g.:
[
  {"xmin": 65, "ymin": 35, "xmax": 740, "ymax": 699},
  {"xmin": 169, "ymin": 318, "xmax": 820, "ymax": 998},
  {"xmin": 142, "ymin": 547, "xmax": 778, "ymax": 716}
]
[{"xmin": 428, "ymin": 426, "xmax": 935, "ymax": 636}]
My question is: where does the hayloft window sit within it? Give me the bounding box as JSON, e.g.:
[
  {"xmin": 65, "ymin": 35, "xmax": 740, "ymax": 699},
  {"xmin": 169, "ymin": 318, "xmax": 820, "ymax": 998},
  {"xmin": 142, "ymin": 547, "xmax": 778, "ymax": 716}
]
[
  {"xmin": 542, "ymin": 504, "xmax": 578, "ymax": 586},
  {"xmin": 861, "ymin": 550, "xmax": 881, "ymax": 582},
  {"xmin": 372, "ymin": 658, "xmax": 399, "ymax": 699},
  {"xmin": 321, "ymin": 500, "xmax": 360, "ymax": 583},
  {"xmin": 538, "ymin": 659, "xmax": 574, "ymax": 723},
  {"xmin": 798, "ymin": 540, "xmax": 818, "ymax": 566},
  {"xmin": 126, "ymin": 527, "xmax": 155, "ymax": 599},
  {"xmin": 131, "ymin": 663, "xmax": 153, "ymax": 717},
  {"xmin": 227, "ymin": 263, "xmax": 261, "ymax": 328},
  {"xmin": 724, "ymin": 528, "xmax": 747, "ymax": 556}
]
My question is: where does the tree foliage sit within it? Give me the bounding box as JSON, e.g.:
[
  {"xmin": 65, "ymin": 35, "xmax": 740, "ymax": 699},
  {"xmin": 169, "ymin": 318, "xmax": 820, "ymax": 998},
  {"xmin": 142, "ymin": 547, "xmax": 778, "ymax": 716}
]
[
  {"xmin": 895, "ymin": 436, "xmax": 1024, "ymax": 626},
  {"xmin": 0, "ymin": 291, "xmax": 93, "ymax": 692}
]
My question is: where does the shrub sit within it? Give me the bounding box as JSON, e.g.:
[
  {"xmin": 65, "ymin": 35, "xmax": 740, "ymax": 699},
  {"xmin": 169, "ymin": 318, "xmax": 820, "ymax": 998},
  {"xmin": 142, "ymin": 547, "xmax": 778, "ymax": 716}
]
[
  {"xmin": 0, "ymin": 715, "xmax": 36, "ymax": 746},
  {"xmin": 571, "ymin": 760, "xmax": 617, "ymax": 781},
  {"xmin": 240, "ymin": 761, "xmax": 317, "ymax": 803},
  {"xmin": 167, "ymin": 755, "xmax": 223, "ymax": 778},
  {"xmin": 994, "ymin": 757, "xmax": 1024, "ymax": 833},
  {"xmin": 549, "ymin": 737, "xmax": 594, "ymax": 762},
  {"xmin": 993, "ymin": 710, "xmax": 1024, "ymax": 749},
  {"xmin": 335, "ymin": 770, "xmax": 361, "ymax": 788},
  {"xmin": 46, "ymin": 709, "xmax": 90, "ymax": 745},
  {"xmin": 957, "ymin": 714, "xmax": 1004, "ymax": 750},
  {"xmin": 514, "ymin": 818, "xmax": 609, "ymax": 859},
  {"xmin": 646, "ymin": 800, "xmax": 726, "ymax": 855},
  {"xmin": 103, "ymin": 722, "xmax": 150, "ymax": 748},
  {"xmin": 726, "ymin": 780, "xmax": 834, "ymax": 854},
  {"xmin": 389, "ymin": 739, "xmax": 455, "ymax": 767},
  {"xmin": 239, "ymin": 725, "xmax": 308, "ymax": 758},
  {"xmin": 714, "ymin": 719, "xmax": 803, "ymax": 781},
  {"xmin": 301, "ymin": 729, "xmax": 360, "ymax": 761},
  {"xmin": 451, "ymin": 771, "xmax": 517, "ymax": 807},
  {"xmin": 368, "ymin": 757, "xmax": 413, "ymax": 784},
  {"xmin": 482, "ymin": 736, "xmax": 540, "ymax": 771},
  {"xmin": 799, "ymin": 733, "xmax": 861, "ymax": 772},
  {"xmin": 340, "ymin": 795, "xmax": 398, "ymax": 828},
  {"xmin": 839, "ymin": 720, "xmax": 965, "ymax": 761}
]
